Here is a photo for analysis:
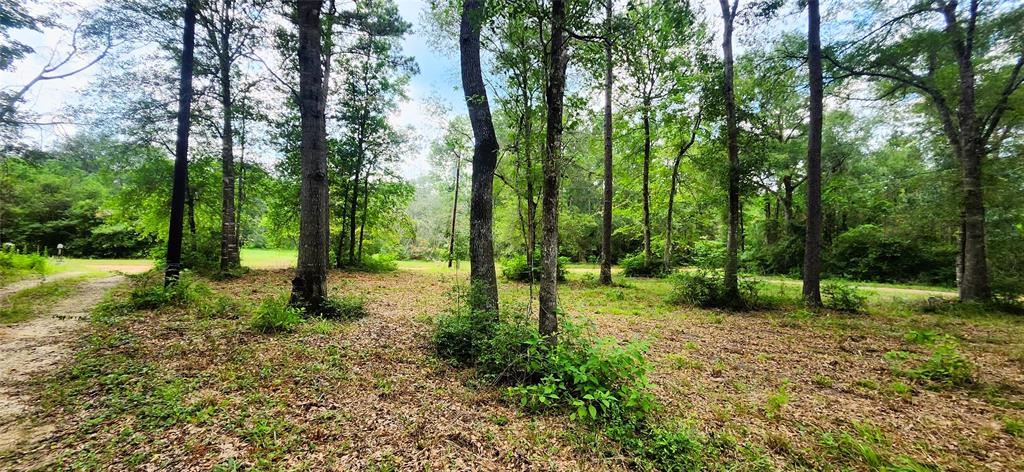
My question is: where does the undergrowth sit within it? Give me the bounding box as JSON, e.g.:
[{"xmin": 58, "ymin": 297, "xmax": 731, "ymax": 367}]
[{"xmin": 666, "ymin": 270, "xmax": 764, "ymax": 310}]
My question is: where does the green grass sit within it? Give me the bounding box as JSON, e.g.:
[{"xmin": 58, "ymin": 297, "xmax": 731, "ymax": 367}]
[
  {"xmin": 240, "ymin": 248, "xmax": 297, "ymax": 269},
  {"xmin": 0, "ymin": 277, "xmax": 87, "ymax": 324}
]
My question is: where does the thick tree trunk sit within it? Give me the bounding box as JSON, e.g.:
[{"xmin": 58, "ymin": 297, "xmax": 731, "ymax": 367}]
[
  {"xmin": 459, "ymin": 0, "xmax": 500, "ymax": 312},
  {"xmin": 448, "ymin": 157, "xmax": 460, "ymax": 268},
  {"xmin": 803, "ymin": 0, "xmax": 823, "ymax": 306},
  {"xmin": 290, "ymin": 0, "xmax": 330, "ymax": 313},
  {"xmin": 719, "ymin": 0, "xmax": 740, "ymax": 297},
  {"xmin": 599, "ymin": 0, "xmax": 614, "ymax": 286},
  {"xmin": 641, "ymin": 105, "xmax": 653, "ymax": 263},
  {"xmin": 540, "ymin": 0, "xmax": 567, "ymax": 342},
  {"xmin": 164, "ymin": 0, "xmax": 196, "ymax": 285},
  {"xmin": 218, "ymin": 31, "xmax": 240, "ymax": 272}
]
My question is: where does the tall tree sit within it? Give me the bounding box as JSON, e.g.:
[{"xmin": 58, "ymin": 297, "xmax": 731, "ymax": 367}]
[
  {"xmin": 665, "ymin": 112, "xmax": 700, "ymax": 272},
  {"xmin": 599, "ymin": 0, "xmax": 614, "ymax": 285},
  {"xmin": 802, "ymin": 0, "xmax": 824, "ymax": 306},
  {"xmin": 540, "ymin": 0, "xmax": 568, "ymax": 341},
  {"xmin": 719, "ymin": 0, "xmax": 741, "ymax": 297},
  {"xmin": 165, "ymin": 0, "xmax": 197, "ymax": 285},
  {"xmin": 290, "ymin": 0, "xmax": 330, "ymax": 312},
  {"xmin": 830, "ymin": 0, "xmax": 1024, "ymax": 301},
  {"xmin": 459, "ymin": 0, "xmax": 500, "ymax": 312},
  {"xmin": 195, "ymin": 0, "xmax": 266, "ymax": 272}
]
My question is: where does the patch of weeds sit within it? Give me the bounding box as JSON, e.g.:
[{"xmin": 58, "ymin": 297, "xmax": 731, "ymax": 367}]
[
  {"xmin": 764, "ymin": 382, "xmax": 791, "ymax": 419},
  {"xmin": 250, "ymin": 295, "xmax": 304, "ymax": 333},
  {"xmin": 819, "ymin": 424, "xmax": 936, "ymax": 471},
  {"xmin": 605, "ymin": 419, "xmax": 718, "ymax": 471},
  {"xmin": 813, "ymin": 375, "xmax": 834, "ymax": 388},
  {"xmin": 888, "ymin": 381, "xmax": 913, "ymax": 399},
  {"xmin": 0, "ymin": 276, "xmax": 82, "ymax": 323},
  {"xmin": 324, "ymin": 294, "xmax": 367, "ymax": 320},
  {"xmin": 904, "ymin": 329, "xmax": 940, "ymax": 344},
  {"xmin": 683, "ymin": 341, "xmax": 699, "ymax": 350},
  {"xmin": 886, "ymin": 336, "xmax": 975, "ymax": 388},
  {"xmin": 667, "ymin": 353, "xmax": 703, "ymax": 370},
  {"xmin": 355, "ymin": 253, "xmax": 399, "ymax": 273},
  {"xmin": 854, "ymin": 378, "xmax": 879, "ymax": 390},
  {"xmin": 1002, "ymin": 416, "xmax": 1024, "ymax": 438},
  {"xmin": 306, "ymin": 319, "xmax": 336, "ymax": 335},
  {"xmin": 822, "ymin": 281, "xmax": 867, "ymax": 312}
]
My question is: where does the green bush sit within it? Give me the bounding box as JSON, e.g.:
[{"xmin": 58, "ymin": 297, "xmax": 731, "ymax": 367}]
[
  {"xmin": 826, "ymin": 224, "xmax": 955, "ymax": 286},
  {"xmin": 822, "ymin": 281, "xmax": 867, "ymax": 312},
  {"xmin": 432, "ymin": 290, "xmax": 655, "ymax": 423},
  {"xmin": 667, "ymin": 270, "xmax": 761, "ymax": 310},
  {"xmin": 605, "ymin": 420, "xmax": 710, "ymax": 472},
  {"xmin": 886, "ymin": 336, "xmax": 975, "ymax": 388},
  {"xmin": 620, "ymin": 253, "xmax": 667, "ymax": 278},
  {"xmin": 0, "ymin": 249, "xmax": 48, "ymax": 278},
  {"xmin": 128, "ymin": 271, "xmax": 210, "ymax": 310},
  {"xmin": 501, "ymin": 251, "xmax": 566, "ymax": 282},
  {"xmin": 688, "ymin": 239, "xmax": 726, "ymax": 270},
  {"xmin": 250, "ymin": 295, "xmax": 304, "ymax": 333},
  {"xmin": 357, "ymin": 253, "xmax": 398, "ymax": 273}
]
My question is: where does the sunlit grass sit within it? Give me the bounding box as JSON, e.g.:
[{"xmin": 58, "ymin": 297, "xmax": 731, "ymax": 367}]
[{"xmin": 241, "ymin": 248, "xmax": 296, "ymax": 269}]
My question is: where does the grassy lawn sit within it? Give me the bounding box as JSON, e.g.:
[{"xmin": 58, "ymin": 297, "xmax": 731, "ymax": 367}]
[{"xmin": 3, "ymin": 264, "xmax": 1020, "ymax": 470}]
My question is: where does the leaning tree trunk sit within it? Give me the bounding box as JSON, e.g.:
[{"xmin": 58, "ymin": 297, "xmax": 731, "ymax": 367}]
[
  {"xmin": 290, "ymin": 0, "xmax": 330, "ymax": 313},
  {"xmin": 459, "ymin": 0, "xmax": 500, "ymax": 312},
  {"xmin": 719, "ymin": 0, "xmax": 740, "ymax": 297},
  {"xmin": 803, "ymin": 0, "xmax": 824, "ymax": 306},
  {"xmin": 540, "ymin": 0, "xmax": 568, "ymax": 343},
  {"xmin": 164, "ymin": 0, "xmax": 196, "ymax": 286},
  {"xmin": 448, "ymin": 156, "xmax": 461, "ymax": 268},
  {"xmin": 664, "ymin": 118, "xmax": 698, "ymax": 273},
  {"xmin": 599, "ymin": 0, "xmax": 614, "ymax": 286},
  {"xmin": 641, "ymin": 105, "xmax": 653, "ymax": 263},
  {"xmin": 218, "ymin": 29, "xmax": 240, "ymax": 272}
]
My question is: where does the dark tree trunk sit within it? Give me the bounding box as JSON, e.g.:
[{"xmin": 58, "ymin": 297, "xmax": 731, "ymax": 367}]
[
  {"xmin": 459, "ymin": 0, "xmax": 500, "ymax": 312},
  {"xmin": 348, "ymin": 152, "xmax": 363, "ymax": 266},
  {"xmin": 218, "ymin": 22, "xmax": 240, "ymax": 272},
  {"xmin": 719, "ymin": 0, "xmax": 740, "ymax": 297},
  {"xmin": 164, "ymin": 0, "xmax": 197, "ymax": 285},
  {"xmin": 540, "ymin": 0, "xmax": 568, "ymax": 342},
  {"xmin": 641, "ymin": 105, "xmax": 653, "ymax": 263},
  {"xmin": 781, "ymin": 176, "xmax": 795, "ymax": 227},
  {"xmin": 290, "ymin": 0, "xmax": 330, "ymax": 313},
  {"xmin": 357, "ymin": 169, "xmax": 370, "ymax": 262},
  {"xmin": 448, "ymin": 157, "xmax": 461, "ymax": 268},
  {"xmin": 599, "ymin": 0, "xmax": 614, "ymax": 286},
  {"xmin": 803, "ymin": 0, "xmax": 824, "ymax": 306}
]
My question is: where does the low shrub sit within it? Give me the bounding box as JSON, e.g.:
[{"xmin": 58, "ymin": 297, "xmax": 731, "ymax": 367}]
[
  {"xmin": 250, "ymin": 295, "xmax": 304, "ymax": 333},
  {"xmin": 432, "ymin": 288, "xmax": 655, "ymax": 423},
  {"xmin": 885, "ymin": 335, "xmax": 975, "ymax": 388},
  {"xmin": 620, "ymin": 253, "xmax": 667, "ymax": 278},
  {"xmin": 667, "ymin": 270, "xmax": 762, "ymax": 310},
  {"xmin": 501, "ymin": 251, "xmax": 567, "ymax": 282},
  {"xmin": 128, "ymin": 271, "xmax": 211, "ymax": 310},
  {"xmin": 688, "ymin": 239, "xmax": 726, "ymax": 270},
  {"xmin": 822, "ymin": 281, "xmax": 867, "ymax": 312},
  {"xmin": 324, "ymin": 295, "xmax": 367, "ymax": 320},
  {"xmin": 357, "ymin": 253, "xmax": 398, "ymax": 273},
  {"xmin": 0, "ymin": 249, "xmax": 48, "ymax": 279}
]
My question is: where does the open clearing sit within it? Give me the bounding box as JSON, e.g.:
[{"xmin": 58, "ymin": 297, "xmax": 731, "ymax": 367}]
[{"xmin": 0, "ymin": 264, "xmax": 1019, "ymax": 470}]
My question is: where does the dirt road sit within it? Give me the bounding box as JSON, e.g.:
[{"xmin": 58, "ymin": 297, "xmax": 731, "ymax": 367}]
[{"xmin": 0, "ymin": 275, "xmax": 123, "ymax": 456}]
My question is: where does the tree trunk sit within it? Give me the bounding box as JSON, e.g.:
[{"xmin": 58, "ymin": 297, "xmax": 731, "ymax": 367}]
[
  {"xmin": 782, "ymin": 176, "xmax": 795, "ymax": 227},
  {"xmin": 540, "ymin": 0, "xmax": 567, "ymax": 342},
  {"xmin": 665, "ymin": 120, "xmax": 699, "ymax": 272},
  {"xmin": 164, "ymin": 0, "xmax": 196, "ymax": 286},
  {"xmin": 290, "ymin": 0, "xmax": 330, "ymax": 313},
  {"xmin": 599, "ymin": 0, "xmax": 614, "ymax": 286},
  {"xmin": 641, "ymin": 105, "xmax": 653, "ymax": 263},
  {"xmin": 357, "ymin": 168, "xmax": 370, "ymax": 262},
  {"xmin": 803, "ymin": 0, "xmax": 824, "ymax": 306},
  {"xmin": 719, "ymin": 0, "xmax": 740, "ymax": 297},
  {"xmin": 459, "ymin": 0, "xmax": 500, "ymax": 312},
  {"xmin": 218, "ymin": 21, "xmax": 240, "ymax": 272},
  {"xmin": 448, "ymin": 156, "xmax": 461, "ymax": 268},
  {"xmin": 347, "ymin": 153, "xmax": 363, "ymax": 266}
]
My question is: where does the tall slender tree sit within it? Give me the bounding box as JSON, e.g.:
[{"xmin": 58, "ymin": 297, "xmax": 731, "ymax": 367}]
[
  {"xmin": 165, "ymin": 0, "xmax": 197, "ymax": 286},
  {"xmin": 718, "ymin": 0, "xmax": 741, "ymax": 297},
  {"xmin": 290, "ymin": 0, "xmax": 330, "ymax": 312},
  {"xmin": 459, "ymin": 0, "xmax": 500, "ymax": 312},
  {"xmin": 599, "ymin": 0, "xmax": 614, "ymax": 285},
  {"xmin": 803, "ymin": 0, "xmax": 824, "ymax": 306},
  {"xmin": 540, "ymin": 0, "xmax": 568, "ymax": 341}
]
